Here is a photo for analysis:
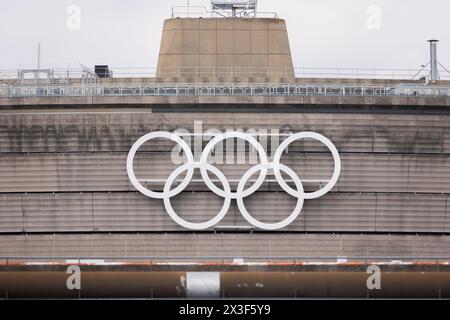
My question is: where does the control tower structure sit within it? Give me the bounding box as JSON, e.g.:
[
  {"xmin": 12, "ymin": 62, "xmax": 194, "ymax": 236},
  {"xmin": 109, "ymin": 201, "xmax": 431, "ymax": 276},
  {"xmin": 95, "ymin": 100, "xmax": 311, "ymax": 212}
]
[{"xmin": 156, "ymin": 1, "xmax": 295, "ymax": 82}]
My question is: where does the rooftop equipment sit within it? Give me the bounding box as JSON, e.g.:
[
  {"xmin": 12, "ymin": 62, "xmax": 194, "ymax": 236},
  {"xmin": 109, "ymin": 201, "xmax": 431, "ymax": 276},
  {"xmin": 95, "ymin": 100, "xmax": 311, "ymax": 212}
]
[
  {"xmin": 413, "ymin": 39, "xmax": 450, "ymax": 84},
  {"xmin": 95, "ymin": 65, "xmax": 111, "ymax": 78},
  {"xmin": 211, "ymin": 0, "xmax": 257, "ymax": 17}
]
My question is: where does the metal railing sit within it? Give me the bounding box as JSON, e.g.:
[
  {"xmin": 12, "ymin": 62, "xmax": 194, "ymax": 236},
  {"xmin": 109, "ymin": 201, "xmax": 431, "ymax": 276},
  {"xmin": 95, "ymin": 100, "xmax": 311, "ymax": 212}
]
[
  {"xmin": 2, "ymin": 67, "xmax": 449, "ymax": 81},
  {"xmin": 1, "ymin": 82, "xmax": 450, "ymax": 98},
  {"xmin": 171, "ymin": 5, "xmax": 278, "ymax": 18},
  {"xmin": 296, "ymin": 67, "xmax": 450, "ymax": 80}
]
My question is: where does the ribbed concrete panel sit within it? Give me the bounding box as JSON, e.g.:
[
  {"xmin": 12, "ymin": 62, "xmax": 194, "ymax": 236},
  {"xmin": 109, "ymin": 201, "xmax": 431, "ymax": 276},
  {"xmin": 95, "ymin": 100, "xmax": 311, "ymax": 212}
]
[
  {"xmin": 0, "ymin": 154, "xmax": 58, "ymax": 193},
  {"xmin": 0, "ymin": 194, "xmax": 23, "ymax": 233},
  {"xmin": 2, "ymin": 153, "xmax": 449, "ymax": 194},
  {"xmin": 231, "ymin": 192, "xmax": 306, "ymax": 231},
  {"xmin": 0, "ymin": 114, "xmax": 60, "ymax": 153},
  {"xmin": 0, "ymin": 112, "xmax": 164, "ymax": 153},
  {"xmin": 407, "ymin": 155, "xmax": 450, "ymax": 193},
  {"xmin": 57, "ymin": 153, "xmax": 129, "ymax": 192},
  {"xmin": 1, "ymin": 234, "xmax": 450, "ymax": 258},
  {"xmin": 163, "ymin": 113, "xmax": 235, "ymax": 132},
  {"xmin": 22, "ymin": 193, "xmax": 93, "ymax": 232},
  {"xmin": 93, "ymin": 192, "xmax": 238, "ymax": 232},
  {"xmin": 0, "ymin": 192, "xmax": 446, "ymax": 233},
  {"xmin": 446, "ymin": 197, "xmax": 450, "ymax": 234},
  {"xmin": 373, "ymin": 115, "xmax": 448, "ymax": 154},
  {"xmin": 338, "ymin": 154, "xmax": 410, "ymax": 193},
  {"xmin": 93, "ymin": 112, "xmax": 165, "ymax": 152},
  {"xmin": 1, "ymin": 112, "xmax": 450, "ymax": 154},
  {"xmin": 375, "ymin": 194, "xmax": 447, "ymax": 233},
  {"xmin": 305, "ymin": 193, "xmax": 376, "ymax": 232},
  {"xmin": 233, "ymin": 113, "xmax": 375, "ymax": 153},
  {"xmin": 0, "ymin": 235, "xmax": 57, "ymax": 257},
  {"xmin": 93, "ymin": 193, "xmax": 168, "ymax": 232},
  {"xmin": 133, "ymin": 152, "xmax": 188, "ymax": 183}
]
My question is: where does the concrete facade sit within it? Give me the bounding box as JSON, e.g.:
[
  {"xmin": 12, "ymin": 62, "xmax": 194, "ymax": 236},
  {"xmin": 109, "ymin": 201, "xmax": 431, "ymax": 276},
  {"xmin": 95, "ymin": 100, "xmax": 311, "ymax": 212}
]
[
  {"xmin": 0, "ymin": 108, "xmax": 449, "ymax": 237},
  {"xmin": 1, "ymin": 233, "xmax": 450, "ymax": 258},
  {"xmin": 2, "ymin": 94, "xmax": 450, "ymax": 107}
]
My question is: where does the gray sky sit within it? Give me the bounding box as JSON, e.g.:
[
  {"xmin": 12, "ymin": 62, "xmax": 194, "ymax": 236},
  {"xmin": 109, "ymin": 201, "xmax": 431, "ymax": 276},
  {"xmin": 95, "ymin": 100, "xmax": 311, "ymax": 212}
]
[{"xmin": 0, "ymin": 0, "xmax": 449, "ymax": 70}]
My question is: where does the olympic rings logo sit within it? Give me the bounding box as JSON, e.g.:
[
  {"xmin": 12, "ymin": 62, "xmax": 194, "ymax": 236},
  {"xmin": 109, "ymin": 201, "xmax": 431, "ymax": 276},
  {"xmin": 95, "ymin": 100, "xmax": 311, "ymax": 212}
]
[{"xmin": 127, "ymin": 131, "xmax": 341, "ymax": 231}]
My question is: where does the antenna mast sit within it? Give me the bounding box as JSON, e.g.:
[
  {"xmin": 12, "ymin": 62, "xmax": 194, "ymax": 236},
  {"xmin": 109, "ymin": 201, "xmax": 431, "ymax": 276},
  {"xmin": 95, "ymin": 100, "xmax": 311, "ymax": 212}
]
[
  {"xmin": 428, "ymin": 39, "xmax": 440, "ymax": 82},
  {"xmin": 37, "ymin": 42, "xmax": 41, "ymax": 69}
]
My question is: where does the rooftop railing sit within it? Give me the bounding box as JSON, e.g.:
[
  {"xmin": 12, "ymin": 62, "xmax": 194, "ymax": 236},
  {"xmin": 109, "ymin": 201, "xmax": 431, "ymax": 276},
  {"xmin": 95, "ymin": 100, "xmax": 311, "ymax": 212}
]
[
  {"xmin": 1, "ymin": 66, "xmax": 449, "ymax": 98},
  {"xmin": 170, "ymin": 5, "xmax": 278, "ymax": 18},
  {"xmin": 1, "ymin": 67, "xmax": 449, "ymax": 82},
  {"xmin": 1, "ymin": 82, "xmax": 450, "ymax": 98}
]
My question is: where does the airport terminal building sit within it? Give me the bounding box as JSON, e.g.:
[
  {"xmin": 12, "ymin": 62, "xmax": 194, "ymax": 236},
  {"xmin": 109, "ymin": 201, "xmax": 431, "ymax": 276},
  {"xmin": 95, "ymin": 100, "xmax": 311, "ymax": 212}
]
[{"xmin": 1, "ymin": 2, "xmax": 450, "ymax": 298}]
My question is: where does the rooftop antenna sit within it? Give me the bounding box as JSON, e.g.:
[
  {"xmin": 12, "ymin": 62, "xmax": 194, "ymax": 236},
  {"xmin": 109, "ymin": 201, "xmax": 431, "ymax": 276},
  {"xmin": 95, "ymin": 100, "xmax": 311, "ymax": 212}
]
[
  {"xmin": 37, "ymin": 42, "xmax": 41, "ymax": 69},
  {"xmin": 412, "ymin": 39, "xmax": 450, "ymax": 84},
  {"xmin": 428, "ymin": 39, "xmax": 440, "ymax": 82},
  {"xmin": 211, "ymin": 0, "xmax": 257, "ymax": 18}
]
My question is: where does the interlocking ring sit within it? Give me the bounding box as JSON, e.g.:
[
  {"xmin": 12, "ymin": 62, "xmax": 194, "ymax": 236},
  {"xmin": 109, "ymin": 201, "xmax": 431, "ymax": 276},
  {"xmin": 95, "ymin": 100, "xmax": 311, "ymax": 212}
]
[
  {"xmin": 273, "ymin": 132, "xmax": 341, "ymax": 200},
  {"xmin": 163, "ymin": 162, "xmax": 232, "ymax": 230},
  {"xmin": 127, "ymin": 132, "xmax": 194, "ymax": 199},
  {"xmin": 236, "ymin": 163, "xmax": 305, "ymax": 231},
  {"xmin": 127, "ymin": 131, "xmax": 341, "ymax": 231},
  {"xmin": 200, "ymin": 132, "xmax": 268, "ymax": 199}
]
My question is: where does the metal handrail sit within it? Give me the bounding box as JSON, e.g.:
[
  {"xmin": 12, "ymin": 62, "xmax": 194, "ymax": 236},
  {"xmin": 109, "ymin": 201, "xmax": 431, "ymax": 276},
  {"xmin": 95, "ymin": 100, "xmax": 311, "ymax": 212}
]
[
  {"xmin": 1, "ymin": 82, "xmax": 449, "ymax": 98},
  {"xmin": 171, "ymin": 5, "xmax": 278, "ymax": 18},
  {"xmin": 1, "ymin": 67, "xmax": 449, "ymax": 81}
]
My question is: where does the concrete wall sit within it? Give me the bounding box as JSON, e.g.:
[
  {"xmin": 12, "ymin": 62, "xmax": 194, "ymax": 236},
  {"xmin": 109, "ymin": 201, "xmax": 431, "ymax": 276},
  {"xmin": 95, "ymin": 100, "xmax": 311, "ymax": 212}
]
[
  {"xmin": 0, "ymin": 192, "xmax": 448, "ymax": 233},
  {"xmin": 1, "ymin": 112, "xmax": 449, "ymax": 153},
  {"xmin": 1, "ymin": 233, "xmax": 450, "ymax": 257},
  {"xmin": 156, "ymin": 18, "xmax": 295, "ymax": 83},
  {"xmin": 0, "ymin": 110, "xmax": 449, "ymax": 234},
  {"xmin": 2, "ymin": 95, "xmax": 449, "ymax": 107}
]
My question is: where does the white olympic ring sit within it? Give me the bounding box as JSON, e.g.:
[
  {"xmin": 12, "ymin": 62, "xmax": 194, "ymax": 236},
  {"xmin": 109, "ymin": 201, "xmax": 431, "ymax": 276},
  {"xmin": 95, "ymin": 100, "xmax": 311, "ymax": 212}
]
[
  {"xmin": 164, "ymin": 162, "xmax": 232, "ymax": 230},
  {"xmin": 127, "ymin": 131, "xmax": 195, "ymax": 200},
  {"xmin": 127, "ymin": 131, "xmax": 341, "ymax": 231},
  {"xmin": 236, "ymin": 163, "xmax": 305, "ymax": 231},
  {"xmin": 200, "ymin": 132, "xmax": 269, "ymax": 199},
  {"xmin": 273, "ymin": 132, "xmax": 341, "ymax": 200}
]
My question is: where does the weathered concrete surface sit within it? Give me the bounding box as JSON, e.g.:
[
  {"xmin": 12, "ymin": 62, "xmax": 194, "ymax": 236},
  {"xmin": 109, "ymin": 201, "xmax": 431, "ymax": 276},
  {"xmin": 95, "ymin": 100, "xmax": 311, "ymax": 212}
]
[
  {"xmin": 1, "ymin": 153, "xmax": 449, "ymax": 194},
  {"xmin": 0, "ymin": 191, "xmax": 448, "ymax": 233},
  {"xmin": 1, "ymin": 112, "xmax": 449, "ymax": 153},
  {"xmin": 0, "ymin": 234, "xmax": 450, "ymax": 258},
  {"xmin": 1, "ymin": 94, "xmax": 450, "ymax": 107},
  {"xmin": 0, "ymin": 110, "xmax": 448, "ymax": 234},
  {"xmin": 156, "ymin": 18, "xmax": 295, "ymax": 82}
]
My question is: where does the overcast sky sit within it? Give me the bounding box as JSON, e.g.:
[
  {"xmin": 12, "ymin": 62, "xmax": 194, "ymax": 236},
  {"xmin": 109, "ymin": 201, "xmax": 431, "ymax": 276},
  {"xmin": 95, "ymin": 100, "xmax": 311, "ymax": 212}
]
[{"xmin": 0, "ymin": 0, "xmax": 449, "ymax": 71}]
